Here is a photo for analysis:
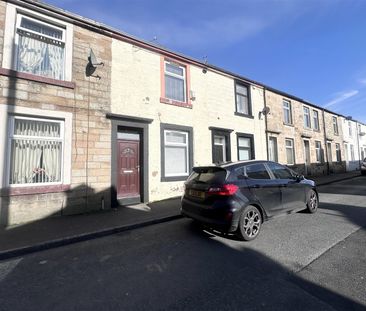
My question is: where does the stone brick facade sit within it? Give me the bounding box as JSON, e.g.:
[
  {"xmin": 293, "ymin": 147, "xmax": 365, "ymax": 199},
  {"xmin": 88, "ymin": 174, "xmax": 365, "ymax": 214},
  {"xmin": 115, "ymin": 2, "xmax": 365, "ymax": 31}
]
[
  {"xmin": 265, "ymin": 89, "xmax": 332, "ymax": 177},
  {"xmin": 323, "ymin": 111, "xmax": 346, "ymax": 173},
  {"xmin": 0, "ymin": 1, "xmax": 112, "ymax": 225}
]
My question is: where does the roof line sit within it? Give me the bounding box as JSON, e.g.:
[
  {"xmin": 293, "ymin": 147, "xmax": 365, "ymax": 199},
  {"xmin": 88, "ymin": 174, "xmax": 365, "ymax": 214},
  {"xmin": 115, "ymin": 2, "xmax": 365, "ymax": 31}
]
[{"xmin": 8, "ymin": 0, "xmax": 366, "ymax": 125}]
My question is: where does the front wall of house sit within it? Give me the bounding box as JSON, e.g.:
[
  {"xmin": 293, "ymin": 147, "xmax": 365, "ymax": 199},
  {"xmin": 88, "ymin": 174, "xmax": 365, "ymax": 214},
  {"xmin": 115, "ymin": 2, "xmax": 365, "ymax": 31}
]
[
  {"xmin": 323, "ymin": 111, "xmax": 346, "ymax": 173},
  {"xmin": 341, "ymin": 118, "xmax": 361, "ymax": 171},
  {"xmin": 0, "ymin": 2, "xmax": 112, "ymax": 225},
  {"xmin": 111, "ymin": 39, "xmax": 266, "ymax": 201},
  {"xmin": 265, "ymin": 90, "xmax": 327, "ymax": 176}
]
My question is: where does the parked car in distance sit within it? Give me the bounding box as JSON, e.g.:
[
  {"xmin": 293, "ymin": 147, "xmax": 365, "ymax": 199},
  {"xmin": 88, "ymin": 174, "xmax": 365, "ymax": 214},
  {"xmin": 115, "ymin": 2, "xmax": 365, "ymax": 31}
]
[
  {"xmin": 181, "ymin": 160, "xmax": 318, "ymax": 241},
  {"xmin": 361, "ymin": 158, "xmax": 366, "ymax": 175}
]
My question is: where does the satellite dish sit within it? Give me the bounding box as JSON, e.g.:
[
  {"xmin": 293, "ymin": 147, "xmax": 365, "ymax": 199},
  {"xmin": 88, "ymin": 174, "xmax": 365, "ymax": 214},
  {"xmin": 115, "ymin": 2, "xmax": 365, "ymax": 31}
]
[
  {"xmin": 86, "ymin": 48, "xmax": 104, "ymax": 79},
  {"xmin": 88, "ymin": 48, "xmax": 104, "ymax": 67},
  {"xmin": 262, "ymin": 106, "xmax": 270, "ymax": 115}
]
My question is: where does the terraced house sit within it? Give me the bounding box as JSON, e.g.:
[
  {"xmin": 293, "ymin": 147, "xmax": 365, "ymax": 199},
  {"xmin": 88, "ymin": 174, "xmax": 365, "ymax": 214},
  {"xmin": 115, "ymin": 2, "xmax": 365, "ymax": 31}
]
[
  {"xmin": 264, "ymin": 89, "xmax": 330, "ymax": 176},
  {"xmin": 0, "ymin": 0, "xmax": 267, "ymax": 225},
  {"xmin": 0, "ymin": 0, "xmax": 113, "ymax": 225},
  {"xmin": 0, "ymin": 0, "xmax": 363, "ymax": 226}
]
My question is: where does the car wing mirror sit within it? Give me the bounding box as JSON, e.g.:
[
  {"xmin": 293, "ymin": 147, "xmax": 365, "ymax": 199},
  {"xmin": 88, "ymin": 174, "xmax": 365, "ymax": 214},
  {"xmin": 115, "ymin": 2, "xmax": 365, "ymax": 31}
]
[{"xmin": 296, "ymin": 174, "xmax": 305, "ymax": 181}]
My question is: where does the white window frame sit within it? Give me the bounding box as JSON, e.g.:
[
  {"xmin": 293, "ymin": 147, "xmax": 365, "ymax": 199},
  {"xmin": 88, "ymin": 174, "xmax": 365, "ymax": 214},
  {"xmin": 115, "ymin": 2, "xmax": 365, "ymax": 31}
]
[
  {"xmin": 164, "ymin": 60, "xmax": 187, "ymax": 103},
  {"xmin": 303, "ymin": 106, "xmax": 311, "ymax": 129},
  {"xmin": 315, "ymin": 141, "xmax": 322, "ymax": 163},
  {"xmin": 164, "ymin": 130, "xmax": 189, "ymax": 177},
  {"xmin": 2, "ymin": 3, "xmax": 73, "ymax": 81},
  {"xmin": 268, "ymin": 136, "xmax": 278, "ymax": 162},
  {"xmin": 348, "ymin": 121, "xmax": 353, "ymax": 136},
  {"xmin": 327, "ymin": 142, "xmax": 332, "ymax": 163},
  {"xmin": 7, "ymin": 115, "xmax": 65, "ymax": 187},
  {"xmin": 333, "ymin": 116, "xmax": 339, "ymax": 135},
  {"xmin": 350, "ymin": 144, "xmax": 355, "ymax": 161},
  {"xmin": 237, "ymin": 135, "xmax": 253, "ymax": 161},
  {"xmin": 214, "ymin": 135, "xmax": 227, "ymax": 163},
  {"xmin": 335, "ymin": 143, "xmax": 341, "ymax": 162},
  {"xmin": 285, "ymin": 138, "xmax": 295, "ymax": 165},
  {"xmin": 283, "ymin": 100, "xmax": 292, "ymax": 124},
  {"xmin": 313, "ymin": 110, "xmax": 319, "ymax": 131},
  {"xmin": 14, "ymin": 13, "xmax": 66, "ymax": 79},
  {"xmin": 235, "ymin": 83, "xmax": 250, "ymax": 115}
]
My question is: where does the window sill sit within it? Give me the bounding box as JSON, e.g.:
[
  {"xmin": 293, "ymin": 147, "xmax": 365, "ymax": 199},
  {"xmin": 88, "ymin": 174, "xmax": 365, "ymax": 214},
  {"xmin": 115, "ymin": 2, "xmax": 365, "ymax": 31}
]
[
  {"xmin": 235, "ymin": 112, "xmax": 254, "ymax": 119},
  {"xmin": 160, "ymin": 97, "xmax": 192, "ymax": 109},
  {"xmin": 1, "ymin": 184, "xmax": 71, "ymax": 197},
  {"xmin": 0, "ymin": 68, "xmax": 75, "ymax": 89},
  {"xmin": 161, "ymin": 176, "xmax": 188, "ymax": 182},
  {"xmin": 283, "ymin": 122, "xmax": 294, "ymax": 127}
]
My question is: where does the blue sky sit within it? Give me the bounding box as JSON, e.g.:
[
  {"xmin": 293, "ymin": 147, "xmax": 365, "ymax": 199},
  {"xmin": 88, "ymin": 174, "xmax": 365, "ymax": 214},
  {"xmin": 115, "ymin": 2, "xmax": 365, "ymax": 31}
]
[{"xmin": 46, "ymin": 0, "xmax": 366, "ymax": 123}]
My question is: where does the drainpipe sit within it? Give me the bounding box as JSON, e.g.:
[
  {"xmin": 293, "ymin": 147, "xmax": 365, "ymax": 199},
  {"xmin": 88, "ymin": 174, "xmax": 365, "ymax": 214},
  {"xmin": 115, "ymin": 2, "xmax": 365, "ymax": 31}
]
[
  {"xmin": 263, "ymin": 88, "xmax": 269, "ymax": 160},
  {"xmin": 356, "ymin": 121, "xmax": 362, "ymax": 170},
  {"xmin": 322, "ymin": 108, "xmax": 330, "ymax": 175}
]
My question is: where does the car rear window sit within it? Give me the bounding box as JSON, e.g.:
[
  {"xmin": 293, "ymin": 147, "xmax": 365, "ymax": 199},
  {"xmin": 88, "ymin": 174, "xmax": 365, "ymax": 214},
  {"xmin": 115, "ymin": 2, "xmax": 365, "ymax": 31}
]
[{"xmin": 188, "ymin": 167, "xmax": 227, "ymax": 184}]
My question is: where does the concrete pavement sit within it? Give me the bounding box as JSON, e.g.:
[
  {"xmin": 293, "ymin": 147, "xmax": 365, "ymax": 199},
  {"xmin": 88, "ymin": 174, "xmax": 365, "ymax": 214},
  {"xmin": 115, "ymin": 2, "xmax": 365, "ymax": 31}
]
[{"xmin": 0, "ymin": 170, "xmax": 361, "ymax": 260}]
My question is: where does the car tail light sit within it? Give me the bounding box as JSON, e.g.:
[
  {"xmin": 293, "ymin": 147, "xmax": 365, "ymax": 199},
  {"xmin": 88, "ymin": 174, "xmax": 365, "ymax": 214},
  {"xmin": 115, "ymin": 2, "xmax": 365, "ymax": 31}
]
[{"xmin": 207, "ymin": 184, "xmax": 238, "ymax": 196}]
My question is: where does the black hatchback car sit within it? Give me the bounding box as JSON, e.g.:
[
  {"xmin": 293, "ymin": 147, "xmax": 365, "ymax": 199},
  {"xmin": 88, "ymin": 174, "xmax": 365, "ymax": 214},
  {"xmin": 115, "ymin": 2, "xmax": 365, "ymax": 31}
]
[{"xmin": 181, "ymin": 161, "xmax": 318, "ymax": 241}]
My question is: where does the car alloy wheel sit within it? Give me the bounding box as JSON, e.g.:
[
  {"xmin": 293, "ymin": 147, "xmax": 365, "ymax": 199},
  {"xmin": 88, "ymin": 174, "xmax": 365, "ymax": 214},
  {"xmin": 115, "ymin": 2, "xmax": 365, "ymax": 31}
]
[
  {"xmin": 239, "ymin": 205, "xmax": 262, "ymax": 241},
  {"xmin": 307, "ymin": 189, "xmax": 318, "ymax": 213}
]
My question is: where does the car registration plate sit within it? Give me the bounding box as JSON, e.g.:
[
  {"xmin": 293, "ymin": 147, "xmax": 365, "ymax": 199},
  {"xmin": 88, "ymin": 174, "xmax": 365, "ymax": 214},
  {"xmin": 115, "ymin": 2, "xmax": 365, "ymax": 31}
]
[{"xmin": 188, "ymin": 189, "xmax": 205, "ymax": 199}]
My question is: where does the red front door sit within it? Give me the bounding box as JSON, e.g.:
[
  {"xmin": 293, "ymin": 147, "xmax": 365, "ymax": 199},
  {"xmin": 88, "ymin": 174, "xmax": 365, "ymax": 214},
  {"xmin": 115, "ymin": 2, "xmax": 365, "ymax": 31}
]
[{"xmin": 117, "ymin": 140, "xmax": 140, "ymax": 200}]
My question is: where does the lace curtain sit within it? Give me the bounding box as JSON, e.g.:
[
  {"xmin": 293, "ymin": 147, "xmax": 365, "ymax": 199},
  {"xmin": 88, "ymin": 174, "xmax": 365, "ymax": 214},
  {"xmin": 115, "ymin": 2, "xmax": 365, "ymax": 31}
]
[
  {"xmin": 17, "ymin": 34, "xmax": 64, "ymax": 80},
  {"xmin": 10, "ymin": 119, "xmax": 62, "ymax": 185}
]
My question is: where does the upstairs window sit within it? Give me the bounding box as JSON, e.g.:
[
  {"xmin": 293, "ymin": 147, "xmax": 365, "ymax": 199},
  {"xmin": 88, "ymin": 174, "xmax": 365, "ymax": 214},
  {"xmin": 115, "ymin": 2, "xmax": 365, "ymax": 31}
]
[
  {"xmin": 332, "ymin": 116, "xmax": 339, "ymax": 135},
  {"xmin": 303, "ymin": 106, "xmax": 311, "ymax": 129},
  {"xmin": 235, "ymin": 83, "xmax": 251, "ymax": 116},
  {"xmin": 164, "ymin": 60, "xmax": 186, "ymax": 102},
  {"xmin": 283, "ymin": 100, "xmax": 292, "ymax": 125},
  {"xmin": 313, "ymin": 110, "xmax": 319, "ymax": 131},
  {"xmin": 15, "ymin": 14, "xmax": 66, "ymax": 80},
  {"xmin": 348, "ymin": 121, "xmax": 352, "ymax": 136}
]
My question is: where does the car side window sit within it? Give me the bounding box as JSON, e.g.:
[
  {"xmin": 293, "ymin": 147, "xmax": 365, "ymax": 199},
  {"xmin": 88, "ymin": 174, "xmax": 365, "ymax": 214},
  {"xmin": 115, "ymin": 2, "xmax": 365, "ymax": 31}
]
[
  {"xmin": 245, "ymin": 163, "xmax": 271, "ymax": 179},
  {"xmin": 267, "ymin": 162, "xmax": 293, "ymax": 179},
  {"xmin": 234, "ymin": 166, "xmax": 246, "ymax": 180}
]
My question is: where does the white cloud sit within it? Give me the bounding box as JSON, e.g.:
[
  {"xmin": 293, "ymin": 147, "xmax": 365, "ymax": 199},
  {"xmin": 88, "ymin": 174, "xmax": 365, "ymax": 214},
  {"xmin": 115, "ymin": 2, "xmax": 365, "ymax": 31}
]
[
  {"xmin": 359, "ymin": 78, "xmax": 366, "ymax": 85},
  {"xmin": 325, "ymin": 90, "xmax": 359, "ymax": 108}
]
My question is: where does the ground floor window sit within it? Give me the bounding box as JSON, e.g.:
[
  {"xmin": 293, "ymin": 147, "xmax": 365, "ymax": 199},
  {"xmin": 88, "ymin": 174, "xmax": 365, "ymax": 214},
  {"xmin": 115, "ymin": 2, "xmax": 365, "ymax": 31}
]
[
  {"xmin": 335, "ymin": 143, "xmax": 341, "ymax": 162},
  {"xmin": 327, "ymin": 142, "xmax": 332, "ymax": 163},
  {"xmin": 161, "ymin": 124, "xmax": 193, "ymax": 181},
  {"xmin": 8, "ymin": 116, "xmax": 64, "ymax": 185},
  {"xmin": 315, "ymin": 141, "xmax": 323, "ymax": 163},
  {"xmin": 237, "ymin": 133, "xmax": 255, "ymax": 161},
  {"xmin": 285, "ymin": 138, "xmax": 295, "ymax": 165}
]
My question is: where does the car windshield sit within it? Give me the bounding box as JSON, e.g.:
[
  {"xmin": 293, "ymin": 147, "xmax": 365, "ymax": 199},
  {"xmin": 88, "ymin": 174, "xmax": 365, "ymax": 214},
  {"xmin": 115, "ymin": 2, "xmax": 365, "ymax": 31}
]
[{"xmin": 187, "ymin": 167, "xmax": 227, "ymax": 184}]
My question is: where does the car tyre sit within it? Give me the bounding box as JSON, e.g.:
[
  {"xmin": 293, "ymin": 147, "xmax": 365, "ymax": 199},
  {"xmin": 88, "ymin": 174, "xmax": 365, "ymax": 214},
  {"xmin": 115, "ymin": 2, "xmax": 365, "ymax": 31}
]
[
  {"xmin": 306, "ymin": 189, "xmax": 318, "ymax": 213},
  {"xmin": 238, "ymin": 205, "xmax": 262, "ymax": 241}
]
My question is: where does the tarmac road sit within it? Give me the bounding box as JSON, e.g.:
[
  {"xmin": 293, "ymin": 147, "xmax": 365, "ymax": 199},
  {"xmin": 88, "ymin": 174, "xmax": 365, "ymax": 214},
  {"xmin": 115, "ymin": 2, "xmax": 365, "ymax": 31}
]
[{"xmin": 0, "ymin": 177, "xmax": 365, "ymax": 310}]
